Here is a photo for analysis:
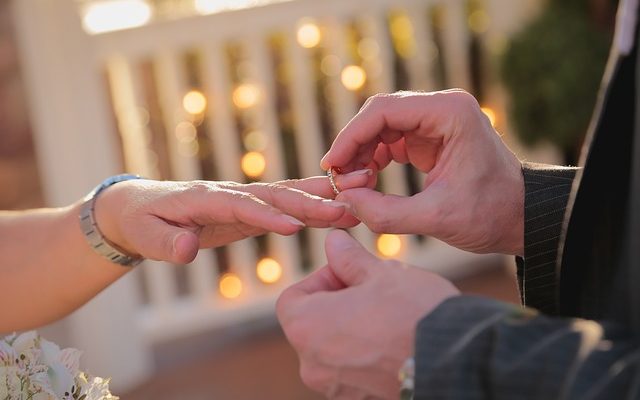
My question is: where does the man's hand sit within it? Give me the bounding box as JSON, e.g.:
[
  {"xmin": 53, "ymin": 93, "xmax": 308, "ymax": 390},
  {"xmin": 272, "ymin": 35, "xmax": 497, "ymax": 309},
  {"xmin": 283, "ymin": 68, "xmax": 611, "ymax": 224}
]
[
  {"xmin": 94, "ymin": 172, "xmax": 370, "ymax": 264},
  {"xmin": 277, "ymin": 230, "xmax": 459, "ymax": 399},
  {"xmin": 321, "ymin": 90, "xmax": 525, "ymax": 255}
]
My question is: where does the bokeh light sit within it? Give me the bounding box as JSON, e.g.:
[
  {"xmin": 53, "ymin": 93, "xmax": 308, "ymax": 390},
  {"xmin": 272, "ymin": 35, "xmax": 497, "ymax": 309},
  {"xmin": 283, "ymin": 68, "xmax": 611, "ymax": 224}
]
[
  {"xmin": 256, "ymin": 257, "xmax": 283, "ymax": 284},
  {"xmin": 341, "ymin": 65, "xmax": 367, "ymax": 91},
  {"xmin": 175, "ymin": 121, "xmax": 197, "ymax": 142},
  {"xmin": 243, "ymin": 130, "xmax": 268, "ymax": 152},
  {"xmin": 82, "ymin": 0, "xmax": 152, "ymax": 34},
  {"xmin": 232, "ymin": 83, "xmax": 261, "ymax": 109},
  {"xmin": 183, "ymin": 90, "xmax": 207, "ymax": 115},
  {"xmin": 389, "ymin": 14, "xmax": 416, "ymax": 58},
  {"xmin": 376, "ymin": 234, "xmax": 403, "ymax": 257},
  {"xmin": 481, "ymin": 106, "xmax": 497, "ymax": 127},
  {"xmin": 219, "ymin": 273, "xmax": 243, "ymax": 299},
  {"xmin": 178, "ymin": 139, "xmax": 200, "ymax": 157},
  {"xmin": 468, "ymin": 10, "xmax": 490, "ymax": 34},
  {"xmin": 194, "ymin": 0, "xmax": 257, "ymax": 15},
  {"xmin": 241, "ymin": 151, "xmax": 266, "ymax": 178},
  {"xmin": 390, "ymin": 14, "xmax": 414, "ymax": 42},
  {"xmin": 297, "ymin": 21, "xmax": 322, "ymax": 48}
]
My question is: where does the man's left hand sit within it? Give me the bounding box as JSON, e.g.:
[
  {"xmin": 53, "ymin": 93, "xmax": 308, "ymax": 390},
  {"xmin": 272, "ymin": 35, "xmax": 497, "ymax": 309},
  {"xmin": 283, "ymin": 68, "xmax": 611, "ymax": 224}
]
[{"xmin": 277, "ymin": 230, "xmax": 460, "ymax": 399}]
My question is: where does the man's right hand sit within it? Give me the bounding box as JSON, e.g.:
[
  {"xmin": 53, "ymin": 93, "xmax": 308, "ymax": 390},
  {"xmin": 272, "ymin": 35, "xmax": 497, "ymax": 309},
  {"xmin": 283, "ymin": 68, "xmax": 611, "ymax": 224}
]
[{"xmin": 321, "ymin": 90, "xmax": 525, "ymax": 255}]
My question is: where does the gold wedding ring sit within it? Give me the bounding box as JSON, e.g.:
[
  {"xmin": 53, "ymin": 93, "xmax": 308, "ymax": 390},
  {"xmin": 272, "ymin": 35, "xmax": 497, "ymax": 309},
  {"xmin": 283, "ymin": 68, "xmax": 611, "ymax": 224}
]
[{"xmin": 327, "ymin": 167, "xmax": 340, "ymax": 196}]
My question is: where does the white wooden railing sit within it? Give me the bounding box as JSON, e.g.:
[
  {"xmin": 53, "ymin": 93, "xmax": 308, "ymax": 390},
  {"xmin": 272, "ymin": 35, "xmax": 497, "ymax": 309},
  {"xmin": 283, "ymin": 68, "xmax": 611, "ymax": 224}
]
[{"xmin": 12, "ymin": 0, "xmax": 543, "ymax": 391}]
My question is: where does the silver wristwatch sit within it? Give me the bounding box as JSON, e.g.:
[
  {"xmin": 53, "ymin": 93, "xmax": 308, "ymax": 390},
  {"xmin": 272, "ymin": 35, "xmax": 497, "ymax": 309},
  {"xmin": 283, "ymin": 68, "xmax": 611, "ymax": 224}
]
[
  {"xmin": 79, "ymin": 174, "xmax": 144, "ymax": 267},
  {"xmin": 399, "ymin": 357, "xmax": 415, "ymax": 400}
]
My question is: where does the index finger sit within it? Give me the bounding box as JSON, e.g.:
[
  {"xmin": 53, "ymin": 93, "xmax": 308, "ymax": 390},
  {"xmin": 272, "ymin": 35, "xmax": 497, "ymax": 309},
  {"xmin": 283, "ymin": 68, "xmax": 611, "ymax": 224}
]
[
  {"xmin": 276, "ymin": 265, "xmax": 345, "ymax": 320},
  {"xmin": 320, "ymin": 90, "xmax": 464, "ymax": 170}
]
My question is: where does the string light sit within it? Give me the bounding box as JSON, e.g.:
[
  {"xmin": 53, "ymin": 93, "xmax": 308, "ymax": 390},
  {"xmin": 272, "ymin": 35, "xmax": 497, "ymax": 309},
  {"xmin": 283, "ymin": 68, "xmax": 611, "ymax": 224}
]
[
  {"xmin": 219, "ymin": 273, "xmax": 243, "ymax": 299},
  {"xmin": 320, "ymin": 55, "xmax": 342, "ymax": 77},
  {"xmin": 256, "ymin": 257, "xmax": 283, "ymax": 284},
  {"xmin": 376, "ymin": 234, "xmax": 403, "ymax": 257},
  {"xmin": 183, "ymin": 90, "xmax": 207, "ymax": 115},
  {"xmin": 241, "ymin": 151, "xmax": 266, "ymax": 178},
  {"xmin": 468, "ymin": 10, "xmax": 490, "ymax": 34},
  {"xmin": 389, "ymin": 14, "xmax": 414, "ymax": 42},
  {"xmin": 341, "ymin": 65, "xmax": 367, "ymax": 91},
  {"xmin": 481, "ymin": 107, "xmax": 497, "ymax": 127},
  {"xmin": 82, "ymin": 0, "xmax": 152, "ymax": 34},
  {"xmin": 297, "ymin": 21, "xmax": 322, "ymax": 48},
  {"xmin": 243, "ymin": 130, "xmax": 268, "ymax": 152},
  {"xmin": 233, "ymin": 83, "xmax": 261, "ymax": 109},
  {"xmin": 389, "ymin": 14, "xmax": 416, "ymax": 58},
  {"xmin": 178, "ymin": 140, "xmax": 199, "ymax": 157},
  {"xmin": 175, "ymin": 121, "xmax": 197, "ymax": 142}
]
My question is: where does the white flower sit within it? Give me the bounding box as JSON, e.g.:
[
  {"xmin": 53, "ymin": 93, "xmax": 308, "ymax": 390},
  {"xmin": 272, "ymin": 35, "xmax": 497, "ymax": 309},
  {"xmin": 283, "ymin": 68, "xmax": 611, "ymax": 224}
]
[
  {"xmin": 0, "ymin": 340, "xmax": 17, "ymax": 366},
  {"xmin": 0, "ymin": 331, "xmax": 118, "ymax": 400},
  {"xmin": 40, "ymin": 338, "xmax": 76, "ymax": 397}
]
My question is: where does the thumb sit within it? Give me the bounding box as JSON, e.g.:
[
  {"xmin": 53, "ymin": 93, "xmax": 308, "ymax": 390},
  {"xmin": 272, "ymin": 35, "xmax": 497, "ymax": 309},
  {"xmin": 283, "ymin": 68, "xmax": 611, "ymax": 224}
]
[
  {"xmin": 325, "ymin": 229, "xmax": 380, "ymax": 286},
  {"xmin": 125, "ymin": 216, "xmax": 200, "ymax": 264},
  {"xmin": 336, "ymin": 188, "xmax": 432, "ymax": 234}
]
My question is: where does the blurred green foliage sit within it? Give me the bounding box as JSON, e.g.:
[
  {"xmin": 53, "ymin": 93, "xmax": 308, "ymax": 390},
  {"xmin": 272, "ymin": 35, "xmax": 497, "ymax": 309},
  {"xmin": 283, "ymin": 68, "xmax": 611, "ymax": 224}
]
[{"xmin": 501, "ymin": 3, "xmax": 612, "ymax": 161}]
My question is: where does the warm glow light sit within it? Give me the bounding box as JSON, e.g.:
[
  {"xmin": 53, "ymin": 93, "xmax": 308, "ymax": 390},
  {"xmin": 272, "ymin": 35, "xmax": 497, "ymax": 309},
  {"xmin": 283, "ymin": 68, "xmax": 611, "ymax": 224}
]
[
  {"xmin": 243, "ymin": 130, "xmax": 267, "ymax": 151},
  {"xmin": 183, "ymin": 90, "xmax": 207, "ymax": 115},
  {"xmin": 481, "ymin": 107, "xmax": 497, "ymax": 127},
  {"xmin": 389, "ymin": 14, "xmax": 416, "ymax": 58},
  {"xmin": 297, "ymin": 21, "xmax": 322, "ymax": 48},
  {"xmin": 376, "ymin": 234, "xmax": 403, "ymax": 257},
  {"xmin": 82, "ymin": 0, "xmax": 152, "ymax": 34},
  {"xmin": 175, "ymin": 121, "xmax": 197, "ymax": 142},
  {"xmin": 241, "ymin": 151, "xmax": 266, "ymax": 178},
  {"xmin": 195, "ymin": 0, "xmax": 255, "ymax": 14},
  {"xmin": 219, "ymin": 273, "xmax": 243, "ymax": 299},
  {"xmin": 232, "ymin": 83, "xmax": 261, "ymax": 109},
  {"xmin": 256, "ymin": 257, "xmax": 283, "ymax": 284},
  {"xmin": 390, "ymin": 14, "xmax": 414, "ymax": 42},
  {"xmin": 341, "ymin": 65, "xmax": 367, "ymax": 91},
  {"xmin": 178, "ymin": 140, "xmax": 200, "ymax": 157},
  {"xmin": 468, "ymin": 10, "xmax": 490, "ymax": 34}
]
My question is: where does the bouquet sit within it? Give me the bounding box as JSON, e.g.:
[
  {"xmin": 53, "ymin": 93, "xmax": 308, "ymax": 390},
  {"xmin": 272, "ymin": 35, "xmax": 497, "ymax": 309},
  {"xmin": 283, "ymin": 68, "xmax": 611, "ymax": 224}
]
[{"xmin": 0, "ymin": 331, "xmax": 118, "ymax": 400}]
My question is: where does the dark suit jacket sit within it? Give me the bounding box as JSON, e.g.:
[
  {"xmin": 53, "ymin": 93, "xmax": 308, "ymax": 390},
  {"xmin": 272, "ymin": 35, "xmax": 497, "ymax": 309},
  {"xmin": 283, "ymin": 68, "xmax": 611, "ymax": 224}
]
[{"xmin": 413, "ymin": 12, "xmax": 640, "ymax": 400}]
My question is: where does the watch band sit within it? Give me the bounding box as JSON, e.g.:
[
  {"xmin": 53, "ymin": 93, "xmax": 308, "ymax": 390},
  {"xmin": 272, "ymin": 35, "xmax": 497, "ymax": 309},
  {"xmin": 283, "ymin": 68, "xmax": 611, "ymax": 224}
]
[{"xmin": 79, "ymin": 174, "xmax": 144, "ymax": 267}]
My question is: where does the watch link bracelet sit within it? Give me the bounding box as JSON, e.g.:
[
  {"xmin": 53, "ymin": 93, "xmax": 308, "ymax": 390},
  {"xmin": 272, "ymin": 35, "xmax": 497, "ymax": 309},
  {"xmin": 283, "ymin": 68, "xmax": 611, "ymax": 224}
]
[{"xmin": 79, "ymin": 174, "xmax": 144, "ymax": 267}]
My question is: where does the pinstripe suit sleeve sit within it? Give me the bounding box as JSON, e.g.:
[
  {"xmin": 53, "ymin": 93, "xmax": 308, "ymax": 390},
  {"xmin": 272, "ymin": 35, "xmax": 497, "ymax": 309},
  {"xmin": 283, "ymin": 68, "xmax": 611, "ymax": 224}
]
[
  {"xmin": 414, "ymin": 296, "xmax": 640, "ymax": 400},
  {"xmin": 518, "ymin": 163, "xmax": 579, "ymax": 315}
]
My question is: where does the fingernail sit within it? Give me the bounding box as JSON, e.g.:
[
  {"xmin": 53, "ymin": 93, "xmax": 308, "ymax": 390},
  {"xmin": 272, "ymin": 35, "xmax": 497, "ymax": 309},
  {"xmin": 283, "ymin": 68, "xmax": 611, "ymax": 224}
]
[
  {"xmin": 344, "ymin": 168, "xmax": 372, "ymax": 177},
  {"xmin": 322, "ymin": 199, "xmax": 351, "ymax": 209},
  {"xmin": 283, "ymin": 215, "xmax": 306, "ymax": 227},
  {"xmin": 172, "ymin": 232, "xmax": 186, "ymax": 256}
]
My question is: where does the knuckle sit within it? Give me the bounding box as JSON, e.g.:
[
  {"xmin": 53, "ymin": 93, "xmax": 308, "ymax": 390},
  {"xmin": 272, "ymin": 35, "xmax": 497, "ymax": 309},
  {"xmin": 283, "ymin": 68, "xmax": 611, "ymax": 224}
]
[
  {"xmin": 267, "ymin": 183, "xmax": 290, "ymax": 194},
  {"xmin": 363, "ymin": 209, "xmax": 392, "ymax": 233},
  {"xmin": 185, "ymin": 180, "xmax": 214, "ymax": 195},
  {"xmin": 450, "ymin": 90, "xmax": 479, "ymax": 111},
  {"xmin": 365, "ymin": 92, "xmax": 392, "ymax": 110}
]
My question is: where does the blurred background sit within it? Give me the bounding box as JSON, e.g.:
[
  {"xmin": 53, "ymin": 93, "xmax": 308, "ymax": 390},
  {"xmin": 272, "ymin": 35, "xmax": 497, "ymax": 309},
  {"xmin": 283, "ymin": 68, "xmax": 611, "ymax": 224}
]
[{"xmin": 0, "ymin": 0, "xmax": 617, "ymax": 398}]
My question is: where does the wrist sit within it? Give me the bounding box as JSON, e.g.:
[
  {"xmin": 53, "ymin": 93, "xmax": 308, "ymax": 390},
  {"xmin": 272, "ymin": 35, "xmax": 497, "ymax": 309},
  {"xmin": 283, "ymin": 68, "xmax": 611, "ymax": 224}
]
[
  {"xmin": 79, "ymin": 174, "xmax": 144, "ymax": 266},
  {"xmin": 93, "ymin": 181, "xmax": 140, "ymax": 258}
]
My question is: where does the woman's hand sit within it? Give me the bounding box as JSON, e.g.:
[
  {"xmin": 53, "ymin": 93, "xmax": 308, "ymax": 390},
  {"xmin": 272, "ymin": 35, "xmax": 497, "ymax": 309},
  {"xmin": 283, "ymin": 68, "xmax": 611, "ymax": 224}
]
[
  {"xmin": 94, "ymin": 172, "xmax": 371, "ymax": 264},
  {"xmin": 321, "ymin": 90, "xmax": 525, "ymax": 255}
]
